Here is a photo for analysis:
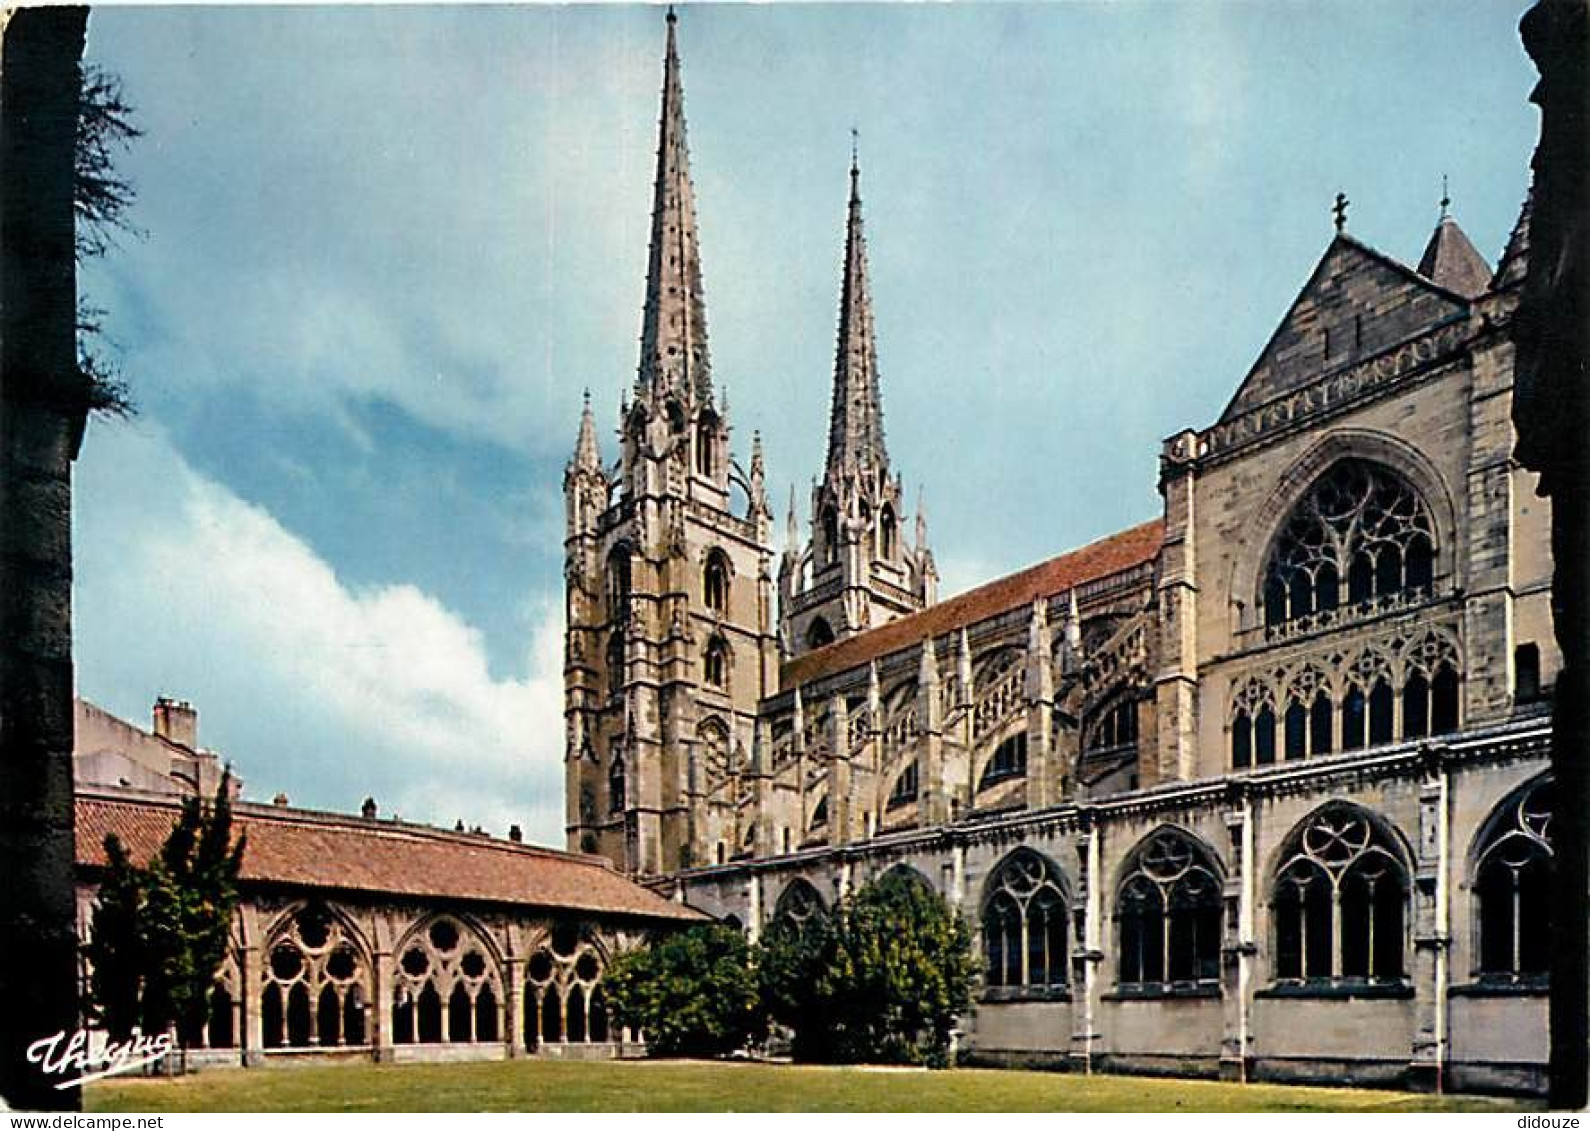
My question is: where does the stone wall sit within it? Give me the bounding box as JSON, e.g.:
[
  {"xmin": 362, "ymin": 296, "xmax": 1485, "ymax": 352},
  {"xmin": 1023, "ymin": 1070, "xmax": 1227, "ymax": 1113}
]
[{"xmin": 676, "ymin": 726, "xmax": 1552, "ymax": 1094}]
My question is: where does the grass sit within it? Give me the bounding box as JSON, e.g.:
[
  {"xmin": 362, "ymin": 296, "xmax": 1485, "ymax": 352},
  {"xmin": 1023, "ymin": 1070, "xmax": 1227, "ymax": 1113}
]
[{"xmin": 86, "ymin": 1058, "xmax": 1541, "ymax": 1113}]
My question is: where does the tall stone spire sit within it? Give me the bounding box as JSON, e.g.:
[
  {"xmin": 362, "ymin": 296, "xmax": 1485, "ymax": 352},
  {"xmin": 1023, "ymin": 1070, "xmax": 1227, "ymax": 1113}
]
[
  {"xmin": 825, "ymin": 149, "xmax": 888, "ymax": 482},
  {"xmin": 636, "ymin": 7, "xmax": 712, "ymax": 405},
  {"xmin": 781, "ymin": 148, "xmax": 934, "ymax": 656}
]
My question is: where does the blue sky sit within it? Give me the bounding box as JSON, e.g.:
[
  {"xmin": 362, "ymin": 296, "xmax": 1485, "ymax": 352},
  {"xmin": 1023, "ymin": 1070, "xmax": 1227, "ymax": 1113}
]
[{"xmin": 73, "ymin": 2, "xmax": 1538, "ymax": 846}]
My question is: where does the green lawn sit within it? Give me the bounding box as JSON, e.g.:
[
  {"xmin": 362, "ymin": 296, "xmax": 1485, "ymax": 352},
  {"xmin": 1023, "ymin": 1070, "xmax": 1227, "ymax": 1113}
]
[{"xmin": 86, "ymin": 1058, "xmax": 1539, "ymax": 1113}]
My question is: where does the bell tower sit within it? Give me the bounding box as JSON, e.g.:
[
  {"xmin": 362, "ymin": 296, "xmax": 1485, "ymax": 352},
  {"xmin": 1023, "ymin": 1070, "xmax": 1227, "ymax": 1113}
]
[
  {"xmin": 564, "ymin": 9, "xmax": 778, "ymax": 877},
  {"xmin": 780, "ymin": 151, "xmax": 937, "ymax": 657}
]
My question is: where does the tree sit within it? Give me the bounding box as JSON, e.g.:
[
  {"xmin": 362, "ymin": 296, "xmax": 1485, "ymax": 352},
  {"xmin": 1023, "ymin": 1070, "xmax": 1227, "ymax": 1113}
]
[
  {"xmin": 86, "ymin": 772, "xmax": 247, "ymax": 1044},
  {"xmin": 74, "ymin": 62, "xmax": 142, "ymax": 417},
  {"xmin": 761, "ymin": 872, "xmax": 978, "ymax": 1066},
  {"xmin": 603, "ymin": 923, "xmax": 764, "ymax": 1058}
]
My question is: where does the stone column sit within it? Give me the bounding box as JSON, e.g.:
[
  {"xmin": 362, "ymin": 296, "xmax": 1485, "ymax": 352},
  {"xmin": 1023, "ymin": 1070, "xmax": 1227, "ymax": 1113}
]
[
  {"xmin": 828, "ymin": 696, "xmax": 853, "ymax": 844},
  {"xmin": 240, "ymin": 943, "xmax": 264, "ymax": 1066},
  {"xmin": 918, "ymin": 639, "xmax": 948, "ymax": 826},
  {"xmin": 1071, "ymin": 818, "xmax": 1103, "ymax": 1073},
  {"xmin": 0, "ymin": 6, "xmax": 90, "ymax": 1111},
  {"xmin": 1026, "ymin": 601, "xmax": 1056, "ymax": 810},
  {"xmin": 1409, "ymin": 750, "xmax": 1451, "ymax": 1093},
  {"xmin": 1220, "ymin": 787, "xmax": 1255, "ymax": 1083},
  {"xmin": 504, "ymin": 957, "xmax": 525, "ymax": 1058},
  {"xmin": 746, "ymin": 871, "xmax": 763, "ymax": 944},
  {"xmin": 1153, "ymin": 432, "xmax": 1201, "ymax": 784}
]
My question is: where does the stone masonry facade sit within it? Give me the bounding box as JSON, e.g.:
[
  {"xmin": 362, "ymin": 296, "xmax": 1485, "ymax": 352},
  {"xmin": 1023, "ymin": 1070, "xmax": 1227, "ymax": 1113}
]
[{"xmin": 566, "ymin": 12, "xmax": 1559, "ymax": 1095}]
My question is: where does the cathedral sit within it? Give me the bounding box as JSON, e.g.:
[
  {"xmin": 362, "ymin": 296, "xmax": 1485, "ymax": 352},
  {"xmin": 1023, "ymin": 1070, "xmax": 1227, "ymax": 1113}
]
[{"xmin": 564, "ymin": 11, "xmax": 1556, "ymax": 1094}]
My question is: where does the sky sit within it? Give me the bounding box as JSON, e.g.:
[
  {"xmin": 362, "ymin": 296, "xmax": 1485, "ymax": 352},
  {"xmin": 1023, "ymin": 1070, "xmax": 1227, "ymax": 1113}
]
[{"xmin": 72, "ymin": 2, "xmax": 1540, "ymax": 847}]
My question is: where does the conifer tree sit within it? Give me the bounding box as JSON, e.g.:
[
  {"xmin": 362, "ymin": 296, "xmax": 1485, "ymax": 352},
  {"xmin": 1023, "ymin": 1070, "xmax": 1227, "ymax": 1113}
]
[{"xmin": 86, "ymin": 772, "xmax": 246, "ymax": 1044}]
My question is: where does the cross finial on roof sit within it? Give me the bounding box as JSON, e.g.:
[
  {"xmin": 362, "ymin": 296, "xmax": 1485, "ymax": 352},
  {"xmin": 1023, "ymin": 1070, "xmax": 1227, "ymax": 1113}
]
[
  {"xmin": 1440, "ymin": 174, "xmax": 1451, "ymax": 220},
  {"xmin": 666, "ymin": 5, "xmax": 677, "ymax": 25},
  {"xmin": 851, "ymin": 127, "xmax": 859, "ymax": 175},
  {"xmin": 1333, "ymin": 191, "xmax": 1350, "ymax": 233}
]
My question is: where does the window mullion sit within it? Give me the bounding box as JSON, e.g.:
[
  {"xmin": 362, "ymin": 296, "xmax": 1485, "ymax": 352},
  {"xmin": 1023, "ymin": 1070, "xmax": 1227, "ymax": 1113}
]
[
  {"xmin": 1019, "ymin": 905, "xmax": 1030, "ymax": 987},
  {"xmin": 1332, "ymin": 880, "xmax": 1343, "ymax": 980},
  {"xmin": 1512, "ymin": 867, "xmax": 1522, "ymax": 977},
  {"xmin": 1298, "ymin": 884, "xmax": 1308, "ymax": 980},
  {"xmin": 1365, "ymin": 875, "xmax": 1377, "ymax": 979}
]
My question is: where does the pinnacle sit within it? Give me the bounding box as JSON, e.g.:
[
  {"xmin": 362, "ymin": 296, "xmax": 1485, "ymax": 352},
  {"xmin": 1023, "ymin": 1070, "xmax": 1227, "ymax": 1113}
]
[
  {"xmin": 572, "ymin": 391, "xmax": 601, "ymax": 471},
  {"xmin": 1416, "ymin": 212, "xmax": 1492, "ymax": 299}
]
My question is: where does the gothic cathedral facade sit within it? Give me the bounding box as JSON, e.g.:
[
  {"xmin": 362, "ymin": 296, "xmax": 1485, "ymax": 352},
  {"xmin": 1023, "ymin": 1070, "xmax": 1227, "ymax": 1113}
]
[{"xmin": 564, "ymin": 13, "xmax": 1555, "ymax": 1094}]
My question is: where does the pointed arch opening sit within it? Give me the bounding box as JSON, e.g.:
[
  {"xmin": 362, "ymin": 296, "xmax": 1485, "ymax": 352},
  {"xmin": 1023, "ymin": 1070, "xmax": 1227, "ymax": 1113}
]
[
  {"xmin": 695, "ymin": 411, "xmax": 719, "ymax": 477},
  {"xmin": 886, "ymin": 760, "xmax": 919, "ymax": 810},
  {"xmin": 1115, "ymin": 828, "xmax": 1224, "ymax": 993},
  {"xmin": 608, "ymin": 755, "xmax": 627, "ymax": 814},
  {"xmin": 392, "ymin": 915, "xmax": 504, "ymax": 1045},
  {"xmin": 773, "ymin": 878, "xmax": 828, "ymax": 929},
  {"xmin": 260, "ymin": 902, "xmax": 372, "ymax": 1050},
  {"xmin": 1270, "ymin": 803, "xmax": 1410, "ymax": 988},
  {"xmin": 703, "ymin": 549, "xmax": 731, "ymax": 614},
  {"xmin": 703, "ymin": 635, "xmax": 730, "ymax": 690},
  {"xmin": 981, "ymin": 849, "xmax": 1070, "ymax": 994},
  {"xmin": 606, "ymin": 545, "xmax": 633, "ymax": 622},
  {"xmin": 1473, "ymin": 775, "xmax": 1553, "ymax": 983},
  {"xmin": 820, "ymin": 507, "xmax": 839, "ymax": 567},
  {"xmin": 978, "ymin": 732, "xmax": 1028, "ymax": 791}
]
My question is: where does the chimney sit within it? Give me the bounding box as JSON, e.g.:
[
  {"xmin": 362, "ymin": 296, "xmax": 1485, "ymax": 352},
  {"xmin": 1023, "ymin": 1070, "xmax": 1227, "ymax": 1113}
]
[
  {"xmin": 508, "ymin": 825, "xmax": 523, "ymax": 843},
  {"xmin": 152, "ymin": 697, "xmax": 198, "ymax": 750},
  {"xmin": 361, "ymin": 797, "xmax": 378, "ymax": 820}
]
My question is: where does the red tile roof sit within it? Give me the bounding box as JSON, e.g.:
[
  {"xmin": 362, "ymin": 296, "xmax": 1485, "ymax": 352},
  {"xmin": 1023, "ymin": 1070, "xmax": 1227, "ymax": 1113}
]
[
  {"xmin": 75, "ymin": 789, "xmax": 702, "ymax": 923},
  {"xmin": 781, "ymin": 519, "xmax": 1164, "ymax": 688}
]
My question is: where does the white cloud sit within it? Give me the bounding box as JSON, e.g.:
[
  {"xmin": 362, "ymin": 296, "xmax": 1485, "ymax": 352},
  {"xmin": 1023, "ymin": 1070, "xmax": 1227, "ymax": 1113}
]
[{"xmin": 74, "ymin": 421, "xmax": 567, "ymax": 845}]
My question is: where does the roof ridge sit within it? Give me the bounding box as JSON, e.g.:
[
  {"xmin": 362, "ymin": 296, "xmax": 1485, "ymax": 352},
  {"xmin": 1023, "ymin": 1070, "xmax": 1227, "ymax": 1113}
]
[
  {"xmin": 77, "ymin": 786, "xmax": 615, "ymax": 870},
  {"xmin": 75, "ymin": 791, "xmax": 695, "ymax": 920},
  {"xmin": 779, "ymin": 518, "xmax": 1164, "ymax": 688}
]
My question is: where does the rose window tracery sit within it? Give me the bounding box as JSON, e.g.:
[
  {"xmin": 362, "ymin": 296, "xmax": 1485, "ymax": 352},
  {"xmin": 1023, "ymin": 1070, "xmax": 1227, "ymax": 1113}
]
[
  {"xmin": 260, "ymin": 903, "xmax": 371, "ymax": 1050},
  {"xmin": 391, "ymin": 916, "xmax": 502, "ymax": 1046},
  {"xmin": 1263, "ymin": 459, "xmax": 1436, "ymax": 631}
]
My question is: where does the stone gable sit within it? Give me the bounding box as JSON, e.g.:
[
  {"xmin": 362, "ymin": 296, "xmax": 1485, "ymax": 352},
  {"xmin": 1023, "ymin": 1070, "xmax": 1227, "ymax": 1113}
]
[{"xmin": 1221, "ymin": 236, "xmax": 1470, "ymax": 423}]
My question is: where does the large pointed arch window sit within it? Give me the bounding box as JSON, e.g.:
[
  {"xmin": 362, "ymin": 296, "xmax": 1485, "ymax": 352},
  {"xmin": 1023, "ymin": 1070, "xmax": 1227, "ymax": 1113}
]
[
  {"xmin": 1116, "ymin": 829, "xmax": 1223, "ymax": 991},
  {"xmin": 1272, "ymin": 805, "xmax": 1408, "ymax": 986},
  {"xmin": 982, "ymin": 850, "xmax": 1070, "ymax": 992},
  {"xmin": 1263, "ymin": 459, "xmax": 1436, "ymax": 630},
  {"xmin": 1475, "ymin": 776, "xmax": 1553, "ymax": 982}
]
